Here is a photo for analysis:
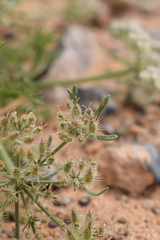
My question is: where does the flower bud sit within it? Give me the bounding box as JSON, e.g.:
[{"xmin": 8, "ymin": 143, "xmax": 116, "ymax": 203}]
[
  {"xmin": 66, "ymin": 99, "xmax": 73, "ymax": 111},
  {"xmin": 27, "ymin": 112, "xmax": 36, "ymax": 124}
]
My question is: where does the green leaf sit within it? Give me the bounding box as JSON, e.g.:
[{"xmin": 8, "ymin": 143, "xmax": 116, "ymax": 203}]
[
  {"xmin": 83, "ymin": 186, "xmax": 109, "ymax": 196},
  {"xmin": 72, "ymin": 84, "xmax": 78, "ymax": 96},
  {"xmin": 94, "ymin": 95, "xmax": 110, "ymax": 117},
  {"xmin": 84, "ymin": 132, "xmax": 118, "ymax": 141},
  {"xmin": 0, "ymin": 42, "xmax": 4, "ymax": 49},
  {"xmin": 67, "ymin": 89, "xmax": 77, "ymax": 103}
]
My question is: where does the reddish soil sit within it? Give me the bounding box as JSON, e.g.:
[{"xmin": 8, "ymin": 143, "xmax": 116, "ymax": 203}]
[{"xmin": 1, "ymin": 0, "xmax": 160, "ymax": 239}]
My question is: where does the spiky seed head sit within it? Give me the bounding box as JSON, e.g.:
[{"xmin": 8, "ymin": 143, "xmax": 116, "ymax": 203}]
[
  {"xmin": 39, "ymin": 139, "xmax": 45, "ymax": 155},
  {"xmin": 71, "ymin": 209, "xmax": 79, "ymax": 224},
  {"xmin": 27, "ymin": 150, "xmax": 34, "ymax": 161},
  {"xmin": 78, "ymin": 159, "xmax": 85, "ymax": 171},
  {"xmin": 72, "ymin": 103, "xmax": 82, "ymax": 120},
  {"xmin": 35, "ymin": 232, "xmax": 43, "ymax": 240},
  {"xmin": 20, "ymin": 214, "xmax": 28, "ymax": 224},
  {"xmin": 88, "ymin": 118, "xmax": 98, "ymax": 134},
  {"xmin": 25, "ymin": 230, "xmax": 32, "ymax": 239}
]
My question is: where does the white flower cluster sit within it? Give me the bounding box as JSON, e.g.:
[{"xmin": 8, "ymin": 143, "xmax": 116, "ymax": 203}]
[
  {"xmin": 111, "ymin": 20, "xmax": 160, "ymax": 90},
  {"xmin": 139, "ymin": 66, "xmax": 160, "ymax": 90}
]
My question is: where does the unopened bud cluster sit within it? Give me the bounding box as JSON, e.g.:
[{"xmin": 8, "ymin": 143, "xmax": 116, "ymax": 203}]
[
  {"xmin": 63, "ymin": 210, "xmax": 107, "ymax": 240},
  {"xmin": 111, "ymin": 20, "xmax": 160, "ymax": 91},
  {"xmin": 60, "ymin": 157, "xmax": 98, "ymax": 190},
  {"xmin": 57, "ymin": 99, "xmax": 100, "ymax": 143}
]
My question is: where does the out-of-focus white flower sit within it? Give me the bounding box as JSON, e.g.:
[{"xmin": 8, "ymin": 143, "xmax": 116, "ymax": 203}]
[{"xmin": 139, "ymin": 66, "xmax": 160, "ymax": 89}]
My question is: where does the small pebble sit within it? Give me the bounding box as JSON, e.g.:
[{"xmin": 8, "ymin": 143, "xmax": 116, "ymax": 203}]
[
  {"xmin": 78, "ymin": 196, "xmax": 91, "ymax": 206},
  {"xmin": 117, "ymin": 217, "xmax": 127, "ymax": 224},
  {"xmin": 55, "ymin": 196, "xmax": 71, "ymax": 206},
  {"xmin": 7, "ymin": 210, "xmax": 15, "ymax": 222},
  {"xmin": 8, "ymin": 230, "xmax": 16, "ymax": 238},
  {"xmin": 151, "ymin": 206, "xmax": 160, "ymax": 215},
  {"xmin": 48, "ymin": 220, "xmax": 57, "ymax": 228}
]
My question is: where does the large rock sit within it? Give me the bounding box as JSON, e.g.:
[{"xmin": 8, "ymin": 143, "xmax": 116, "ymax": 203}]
[
  {"xmin": 99, "ymin": 143, "xmax": 159, "ymax": 194},
  {"xmin": 42, "ymin": 24, "xmax": 104, "ymax": 103}
]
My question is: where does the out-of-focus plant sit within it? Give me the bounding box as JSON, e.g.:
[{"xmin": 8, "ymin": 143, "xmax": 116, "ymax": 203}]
[
  {"xmin": 63, "ymin": 0, "xmax": 97, "ymax": 25},
  {"xmin": 110, "ymin": 20, "xmax": 160, "ymax": 97},
  {"xmin": 0, "ymin": 0, "xmax": 27, "ymax": 25},
  {"xmin": 0, "ymin": 85, "xmax": 117, "ymax": 239},
  {"xmin": 0, "ymin": 29, "xmax": 58, "ymax": 109}
]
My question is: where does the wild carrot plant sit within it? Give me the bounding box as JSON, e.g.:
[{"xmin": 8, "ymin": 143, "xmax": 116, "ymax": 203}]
[{"xmin": 0, "ymin": 85, "xmax": 117, "ymax": 240}]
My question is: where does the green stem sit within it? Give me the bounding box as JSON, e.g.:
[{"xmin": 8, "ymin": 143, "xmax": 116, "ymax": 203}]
[
  {"xmin": 23, "ymin": 188, "xmax": 62, "ymax": 229},
  {"xmin": 20, "ymin": 191, "xmax": 28, "ymax": 209},
  {"xmin": 40, "ymin": 141, "xmax": 69, "ymax": 165},
  {"xmin": 40, "ymin": 167, "xmax": 62, "ymax": 180},
  {"xmin": 15, "ymin": 197, "xmax": 19, "ymax": 239},
  {"xmin": 0, "ymin": 143, "xmax": 14, "ymax": 175},
  {"xmin": 36, "ymin": 67, "xmax": 134, "ymax": 89},
  {"xmin": 15, "ymin": 153, "xmax": 20, "ymax": 240},
  {"xmin": 27, "ymin": 179, "xmax": 61, "ymax": 184}
]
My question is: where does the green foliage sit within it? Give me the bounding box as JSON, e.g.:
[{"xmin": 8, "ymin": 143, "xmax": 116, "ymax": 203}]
[
  {"xmin": 63, "ymin": 0, "xmax": 97, "ymax": 25},
  {"xmin": 0, "ymin": 86, "xmax": 117, "ymax": 239},
  {"xmin": 0, "ymin": 29, "xmax": 58, "ymax": 108}
]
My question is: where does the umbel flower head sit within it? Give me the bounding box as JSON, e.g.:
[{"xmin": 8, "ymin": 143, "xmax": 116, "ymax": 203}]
[
  {"xmin": 63, "ymin": 210, "xmax": 107, "ymax": 240},
  {"xmin": 0, "ymin": 85, "xmax": 117, "ymax": 239},
  {"xmin": 57, "ymin": 85, "xmax": 116, "ymax": 143}
]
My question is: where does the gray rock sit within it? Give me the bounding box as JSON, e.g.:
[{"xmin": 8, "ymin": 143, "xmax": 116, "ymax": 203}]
[
  {"xmin": 55, "ymin": 196, "xmax": 71, "ymax": 206},
  {"xmin": 150, "ymin": 28, "xmax": 160, "ymax": 41},
  {"xmin": 42, "ymin": 25, "xmax": 104, "ymax": 104},
  {"xmin": 78, "ymin": 196, "xmax": 91, "ymax": 206},
  {"xmin": 151, "ymin": 206, "xmax": 160, "ymax": 215},
  {"xmin": 135, "ymin": 142, "xmax": 160, "ymax": 182},
  {"xmin": 48, "ymin": 220, "xmax": 57, "ymax": 228},
  {"xmin": 99, "ymin": 143, "xmax": 156, "ymax": 194},
  {"xmin": 103, "ymin": 123, "xmax": 115, "ymax": 135},
  {"xmin": 78, "ymin": 86, "xmax": 117, "ymax": 115}
]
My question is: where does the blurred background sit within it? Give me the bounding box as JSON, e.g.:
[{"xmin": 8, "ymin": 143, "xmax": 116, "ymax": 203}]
[{"xmin": 0, "ymin": 0, "xmax": 160, "ymax": 239}]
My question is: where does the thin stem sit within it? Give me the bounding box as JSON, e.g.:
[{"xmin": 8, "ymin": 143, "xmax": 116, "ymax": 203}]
[
  {"xmin": 23, "ymin": 188, "xmax": 62, "ymax": 229},
  {"xmin": 40, "ymin": 167, "xmax": 62, "ymax": 180},
  {"xmin": 0, "ymin": 143, "xmax": 14, "ymax": 174},
  {"xmin": 15, "ymin": 153, "xmax": 20, "ymax": 240},
  {"xmin": 20, "ymin": 191, "xmax": 28, "ymax": 209},
  {"xmin": 15, "ymin": 198, "xmax": 19, "ymax": 239},
  {"xmin": 27, "ymin": 179, "xmax": 61, "ymax": 184},
  {"xmin": 40, "ymin": 141, "xmax": 69, "ymax": 165},
  {"xmin": 36, "ymin": 67, "xmax": 134, "ymax": 89}
]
